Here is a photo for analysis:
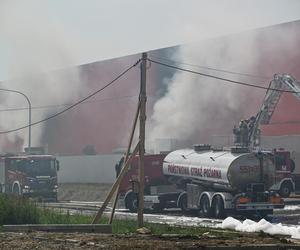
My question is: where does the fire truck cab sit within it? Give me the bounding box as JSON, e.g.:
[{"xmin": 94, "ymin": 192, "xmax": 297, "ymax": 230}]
[
  {"xmin": 268, "ymin": 149, "xmax": 295, "ymax": 197},
  {"xmin": 0, "ymin": 154, "xmax": 59, "ymax": 201}
]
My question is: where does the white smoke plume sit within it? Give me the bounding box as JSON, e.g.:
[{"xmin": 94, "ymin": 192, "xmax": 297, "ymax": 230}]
[
  {"xmin": 148, "ymin": 31, "xmax": 267, "ymax": 149},
  {"xmin": 0, "ymin": 2, "xmax": 83, "ymax": 151}
]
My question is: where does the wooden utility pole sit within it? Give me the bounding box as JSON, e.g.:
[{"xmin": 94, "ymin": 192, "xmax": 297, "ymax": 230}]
[
  {"xmin": 91, "ymin": 142, "xmax": 140, "ymax": 224},
  {"xmin": 108, "ymin": 103, "xmax": 140, "ymax": 224},
  {"xmin": 138, "ymin": 52, "xmax": 147, "ymax": 227},
  {"xmin": 92, "ymin": 53, "xmax": 148, "ymax": 227}
]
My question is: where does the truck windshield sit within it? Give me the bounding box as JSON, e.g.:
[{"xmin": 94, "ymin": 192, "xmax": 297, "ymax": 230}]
[
  {"xmin": 274, "ymin": 154, "xmax": 287, "ymax": 170},
  {"xmin": 17, "ymin": 159, "xmax": 56, "ymax": 177}
]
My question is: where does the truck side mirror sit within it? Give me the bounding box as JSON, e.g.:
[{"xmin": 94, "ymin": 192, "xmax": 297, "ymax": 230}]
[{"xmin": 56, "ymin": 160, "xmax": 60, "ymax": 171}]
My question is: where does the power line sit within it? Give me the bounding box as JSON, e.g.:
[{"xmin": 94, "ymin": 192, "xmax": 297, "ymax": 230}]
[
  {"xmin": 0, "ymin": 94, "xmax": 140, "ymax": 112},
  {"xmin": 0, "ymin": 59, "xmax": 141, "ymax": 134},
  {"xmin": 148, "ymin": 58, "xmax": 300, "ymax": 94},
  {"xmin": 149, "ymin": 55, "xmax": 270, "ymax": 80},
  {"xmin": 0, "ymin": 94, "xmax": 158, "ymax": 113}
]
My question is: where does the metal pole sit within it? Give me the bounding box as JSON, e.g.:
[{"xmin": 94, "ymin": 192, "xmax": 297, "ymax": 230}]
[
  {"xmin": 138, "ymin": 52, "xmax": 147, "ymax": 228},
  {"xmin": 0, "ymin": 88, "xmax": 31, "ymax": 153}
]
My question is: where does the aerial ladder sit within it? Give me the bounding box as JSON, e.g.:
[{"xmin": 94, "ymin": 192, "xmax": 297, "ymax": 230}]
[{"xmin": 234, "ymin": 74, "xmax": 300, "ymax": 148}]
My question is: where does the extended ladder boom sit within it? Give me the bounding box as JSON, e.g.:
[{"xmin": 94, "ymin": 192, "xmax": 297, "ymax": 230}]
[
  {"xmin": 233, "ymin": 74, "xmax": 300, "ymax": 148},
  {"xmin": 249, "ymin": 74, "xmax": 300, "ymax": 147}
]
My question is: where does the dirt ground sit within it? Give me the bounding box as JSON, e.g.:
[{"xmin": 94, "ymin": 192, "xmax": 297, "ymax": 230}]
[
  {"xmin": 1, "ymin": 231, "xmax": 300, "ymax": 250},
  {"xmin": 58, "ymin": 183, "xmax": 112, "ymax": 201}
]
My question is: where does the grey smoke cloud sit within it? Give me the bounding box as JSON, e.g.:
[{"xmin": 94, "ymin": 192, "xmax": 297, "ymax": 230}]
[
  {"xmin": 148, "ymin": 21, "xmax": 300, "ymax": 148},
  {"xmin": 1, "ymin": 1, "xmax": 300, "ymax": 153},
  {"xmin": 0, "ymin": 1, "xmax": 83, "ymax": 151},
  {"xmin": 148, "ymin": 32, "xmax": 266, "ymax": 147}
]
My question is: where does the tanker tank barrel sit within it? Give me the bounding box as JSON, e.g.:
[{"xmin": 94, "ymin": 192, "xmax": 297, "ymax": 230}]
[{"xmin": 163, "ymin": 148, "xmax": 274, "ymax": 193}]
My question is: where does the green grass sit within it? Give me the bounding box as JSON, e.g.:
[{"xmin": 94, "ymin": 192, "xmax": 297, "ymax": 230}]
[
  {"xmin": 0, "ymin": 194, "xmax": 39, "ymax": 225},
  {"xmin": 37, "ymin": 208, "xmax": 140, "ymax": 233},
  {"xmin": 38, "ymin": 209, "xmax": 91, "ymax": 224},
  {"xmin": 0, "ymin": 195, "xmax": 237, "ymax": 236}
]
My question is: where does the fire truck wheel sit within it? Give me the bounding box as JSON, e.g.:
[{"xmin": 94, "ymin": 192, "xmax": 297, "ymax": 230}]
[
  {"xmin": 200, "ymin": 195, "xmax": 212, "ymax": 217},
  {"xmin": 212, "ymin": 195, "xmax": 226, "ymax": 219},
  {"xmin": 279, "ymin": 182, "xmax": 292, "ymax": 198},
  {"xmin": 13, "ymin": 184, "xmax": 20, "ymax": 195},
  {"xmin": 125, "ymin": 192, "xmax": 138, "ymax": 213}
]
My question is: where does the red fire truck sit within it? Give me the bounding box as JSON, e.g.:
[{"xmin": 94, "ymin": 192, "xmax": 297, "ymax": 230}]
[{"xmin": 0, "ymin": 154, "xmax": 59, "ymax": 201}]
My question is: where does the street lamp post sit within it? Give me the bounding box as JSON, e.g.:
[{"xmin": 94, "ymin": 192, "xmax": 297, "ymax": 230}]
[{"xmin": 0, "ymin": 88, "xmax": 32, "ymax": 153}]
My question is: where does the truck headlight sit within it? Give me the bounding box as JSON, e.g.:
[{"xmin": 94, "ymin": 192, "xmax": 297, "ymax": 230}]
[{"xmin": 22, "ymin": 186, "xmax": 30, "ymax": 193}]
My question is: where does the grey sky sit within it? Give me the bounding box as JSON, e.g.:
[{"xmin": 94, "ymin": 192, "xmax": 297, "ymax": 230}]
[{"xmin": 1, "ymin": 0, "xmax": 300, "ymax": 81}]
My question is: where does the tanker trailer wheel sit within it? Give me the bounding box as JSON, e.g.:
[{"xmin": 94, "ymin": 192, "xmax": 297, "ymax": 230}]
[
  {"xmin": 178, "ymin": 193, "xmax": 189, "ymax": 213},
  {"xmin": 125, "ymin": 191, "xmax": 138, "ymax": 212},
  {"xmin": 212, "ymin": 195, "xmax": 226, "ymax": 219},
  {"xmin": 279, "ymin": 181, "xmax": 293, "ymax": 198},
  {"xmin": 200, "ymin": 195, "xmax": 212, "ymax": 217}
]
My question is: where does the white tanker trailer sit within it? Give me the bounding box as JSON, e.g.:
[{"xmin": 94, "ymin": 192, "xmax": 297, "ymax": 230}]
[
  {"xmin": 139, "ymin": 145, "xmax": 284, "ymax": 218},
  {"xmin": 163, "ymin": 147, "xmax": 275, "ymax": 193}
]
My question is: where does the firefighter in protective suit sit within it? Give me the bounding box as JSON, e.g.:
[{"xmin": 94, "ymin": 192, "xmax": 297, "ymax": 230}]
[
  {"xmin": 115, "ymin": 155, "xmax": 124, "ymax": 178},
  {"xmin": 233, "ymin": 125, "xmax": 241, "ymax": 144},
  {"xmin": 240, "ymin": 119, "xmax": 249, "ymax": 147}
]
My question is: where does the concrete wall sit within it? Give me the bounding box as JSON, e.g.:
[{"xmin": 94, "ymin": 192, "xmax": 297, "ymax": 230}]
[
  {"xmin": 56, "ymin": 154, "xmax": 122, "ymax": 183},
  {"xmin": 261, "ymin": 135, "xmax": 300, "ymax": 174}
]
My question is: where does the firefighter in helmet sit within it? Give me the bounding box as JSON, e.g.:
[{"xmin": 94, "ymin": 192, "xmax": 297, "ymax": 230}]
[
  {"xmin": 115, "ymin": 154, "xmax": 125, "ymax": 178},
  {"xmin": 239, "ymin": 119, "xmax": 249, "ymax": 147}
]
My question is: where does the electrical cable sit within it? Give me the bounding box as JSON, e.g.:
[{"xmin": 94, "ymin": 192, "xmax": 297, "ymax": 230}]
[
  {"xmin": 0, "ymin": 94, "xmax": 140, "ymax": 112},
  {"xmin": 0, "ymin": 94, "xmax": 157, "ymax": 113},
  {"xmin": 148, "ymin": 58, "xmax": 300, "ymax": 94},
  {"xmin": 0, "ymin": 59, "xmax": 141, "ymax": 134},
  {"xmin": 149, "ymin": 55, "xmax": 270, "ymax": 80}
]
